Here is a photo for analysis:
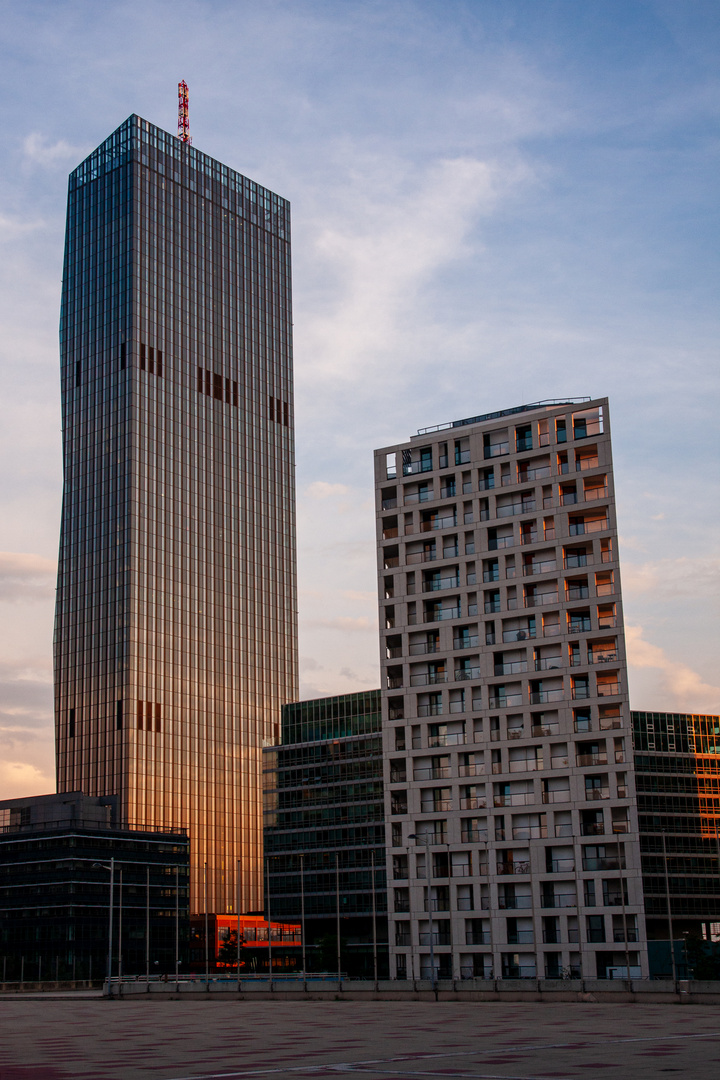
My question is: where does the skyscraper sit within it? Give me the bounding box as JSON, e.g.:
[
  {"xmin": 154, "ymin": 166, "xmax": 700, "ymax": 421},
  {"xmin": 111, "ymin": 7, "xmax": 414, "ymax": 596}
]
[
  {"xmin": 375, "ymin": 398, "xmax": 648, "ymax": 980},
  {"xmin": 54, "ymin": 114, "xmax": 298, "ymax": 913}
]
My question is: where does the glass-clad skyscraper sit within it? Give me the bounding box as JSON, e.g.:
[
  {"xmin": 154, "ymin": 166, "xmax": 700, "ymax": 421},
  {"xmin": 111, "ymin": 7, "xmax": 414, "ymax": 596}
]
[{"xmin": 54, "ymin": 114, "xmax": 298, "ymax": 913}]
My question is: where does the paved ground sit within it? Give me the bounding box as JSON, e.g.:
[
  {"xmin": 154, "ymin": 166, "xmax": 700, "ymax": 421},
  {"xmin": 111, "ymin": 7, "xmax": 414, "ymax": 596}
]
[{"xmin": 0, "ymin": 1000, "xmax": 718, "ymax": 1079}]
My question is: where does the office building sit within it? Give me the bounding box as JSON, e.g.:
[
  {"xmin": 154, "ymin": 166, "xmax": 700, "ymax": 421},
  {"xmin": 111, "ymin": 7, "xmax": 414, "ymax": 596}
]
[
  {"xmin": 632, "ymin": 710, "xmax": 720, "ymax": 978},
  {"xmin": 375, "ymin": 397, "xmax": 648, "ymax": 980},
  {"xmin": 0, "ymin": 793, "xmax": 189, "ymax": 982},
  {"xmin": 263, "ymin": 691, "xmax": 388, "ymax": 976},
  {"xmin": 189, "ymin": 913, "xmax": 301, "ymax": 974},
  {"xmin": 54, "ymin": 115, "xmax": 298, "ymax": 913}
]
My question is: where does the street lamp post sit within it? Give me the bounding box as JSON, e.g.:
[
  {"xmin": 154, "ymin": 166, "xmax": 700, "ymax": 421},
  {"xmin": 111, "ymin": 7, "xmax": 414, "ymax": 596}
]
[
  {"xmin": 93, "ymin": 858, "xmax": 115, "ymax": 996},
  {"xmin": 409, "ymin": 834, "xmax": 437, "ymax": 996}
]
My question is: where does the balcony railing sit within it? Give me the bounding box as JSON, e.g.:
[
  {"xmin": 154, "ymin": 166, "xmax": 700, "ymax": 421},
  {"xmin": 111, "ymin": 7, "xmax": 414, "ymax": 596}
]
[
  {"xmin": 531, "ymin": 725, "xmax": 558, "ymax": 737},
  {"xmin": 410, "ymin": 672, "xmax": 448, "ymax": 686},
  {"xmin": 420, "ymin": 515, "xmax": 457, "ymax": 532},
  {"xmin": 547, "ymin": 858, "xmax": 575, "ymax": 873},
  {"xmin": 524, "ymin": 559, "xmax": 557, "ymax": 576},
  {"xmin": 542, "ymin": 789, "xmax": 570, "ymax": 804},
  {"xmin": 512, "ymin": 826, "xmax": 547, "ymax": 839},
  {"xmin": 458, "ymin": 763, "xmax": 481, "ymax": 776},
  {"xmin": 509, "ymin": 759, "xmax": 543, "ymax": 773},
  {"xmin": 564, "ymin": 554, "xmax": 591, "ymax": 568},
  {"xmin": 494, "ymin": 792, "xmax": 535, "ymax": 807},
  {"xmin": 489, "ymin": 536, "xmax": 515, "ymax": 549},
  {"xmin": 506, "ymin": 931, "xmax": 535, "ymax": 944},
  {"xmin": 485, "ymin": 442, "xmax": 509, "ymax": 458},
  {"xmin": 497, "ymin": 500, "xmax": 536, "ymax": 517},
  {"xmin": 406, "ymin": 550, "xmax": 437, "ymax": 564},
  {"xmin": 583, "ymin": 856, "xmax": 625, "ymax": 871},
  {"xmin": 459, "ymin": 797, "xmax": 487, "ymax": 810},
  {"xmin": 417, "ymin": 704, "xmax": 443, "ymax": 717},
  {"xmin": 455, "ymin": 667, "xmax": 481, "ymax": 680},
  {"xmin": 413, "ymin": 767, "xmax": 452, "ymax": 781},
  {"xmin": 409, "ymin": 641, "xmax": 440, "ymax": 655},
  {"xmin": 498, "ymin": 895, "xmax": 533, "ymax": 909},
  {"xmin": 534, "ymin": 657, "xmax": 562, "ymax": 671},
  {"xmin": 518, "ymin": 466, "xmax": 551, "ymax": 482},
  {"xmin": 569, "ymin": 519, "xmax": 608, "ymax": 535},
  {"xmin": 585, "ymin": 788, "xmax": 610, "ymax": 800},
  {"xmin": 403, "ymin": 460, "xmax": 433, "ymax": 475},
  {"xmin": 525, "ymin": 593, "xmax": 559, "ymax": 607},
  {"xmin": 461, "ymin": 829, "xmax": 488, "ymax": 843},
  {"xmin": 423, "ymin": 576, "xmax": 460, "ymax": 591},
  {"xmin": 465, "ymin": 931, "xmax": 491, "ymax": 945},
  {"xmin": 597, "ymin": 683, "xmax": 621, "ymax": 696},
  {"xmin": 530, "ymin": 688, "xmax": 564, "ymax": 704},
  {"xmin": 584, "ymin": 486, "xmax": 608, "ymax": 501},
  {"xmin": 427, "ymin": 732, "xmax": 465, "ymax": 747},
  {"xmin": 576, "ymin": 457, "xmax": 599, "ymax": 471},
  {"xmin": 577, "ymin": 753, "xmax": 607, "ymax": 767},
  {"xmin": 453, "ymin": 636, "xmax": 479, "ymax": 649},
  {"xmin": 566, "ymin": 587, "xmax": 589, "ymax": 600},
  {"xmin": 497, "ymin": 861, "xmax": 530, "ymax": 875},
  {"xmin": 420, "ymin": 800, "xmax": 453, "ymax": 813},
  {"xmin": 589, "ymin": 652, "xmax": 617, "ymax": 664},
  {"xmin": 425, "ymin": 607, "xmax": 461, "ymax": 622},
  {"xmin": 494, "ymin": 661, "xmax": 527, "ymax": 675},
  {"xmin": 541, "ymin": 893, "xmax": 576, "ymax": 908},
  {"xmin": 488, "ymin": 693, "xmax": 523, "ymax": 708},
  {"xmin": 502, "ymin": 628, "xmax": 535, "ymax": 643}
]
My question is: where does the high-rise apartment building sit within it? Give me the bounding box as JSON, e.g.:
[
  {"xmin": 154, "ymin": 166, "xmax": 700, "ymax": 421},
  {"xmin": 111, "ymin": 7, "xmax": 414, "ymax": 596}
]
[
  {"xmin": 375, "ymin": 398, "xmax": 648, "ymax": 980},
  {"xmin": 54, "ymin": 115, "xmax": 298, "ymax": 913}
]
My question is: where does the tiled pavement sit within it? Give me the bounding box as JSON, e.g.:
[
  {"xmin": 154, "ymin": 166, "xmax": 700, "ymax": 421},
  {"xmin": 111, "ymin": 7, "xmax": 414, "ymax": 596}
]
[{"xmin": 0, "ymin": 1000, "xmax": 718, "ymax": 1079}]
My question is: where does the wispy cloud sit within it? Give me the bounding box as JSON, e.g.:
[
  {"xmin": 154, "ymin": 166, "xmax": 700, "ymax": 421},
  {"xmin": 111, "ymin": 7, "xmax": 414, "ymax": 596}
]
[
  {"xmin": 0, "ymin": 552, "xmax": 56, "ymax": 603},
  {"xmin": 22, "ymin": 133, "xmax": 84, "ymax": 169}
]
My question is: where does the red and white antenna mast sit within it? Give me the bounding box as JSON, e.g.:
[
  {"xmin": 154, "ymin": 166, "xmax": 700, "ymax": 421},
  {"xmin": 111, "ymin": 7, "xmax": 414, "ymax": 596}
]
[{"xmin": 178, "ymin": 80, "xmax": 191, "ymax": 144}]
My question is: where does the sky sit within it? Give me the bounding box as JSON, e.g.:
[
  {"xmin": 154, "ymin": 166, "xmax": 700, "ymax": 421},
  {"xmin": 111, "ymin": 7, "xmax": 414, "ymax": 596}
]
[{"xmin": 0, "ymin": 0, "xmax": 718, "ymax": 798}]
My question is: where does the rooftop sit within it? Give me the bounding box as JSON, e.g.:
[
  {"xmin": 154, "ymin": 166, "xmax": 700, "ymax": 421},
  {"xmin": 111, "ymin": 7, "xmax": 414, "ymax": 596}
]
[{"xmin": 414, "ymin": 397, "xmax": 592, "ymax": 437}]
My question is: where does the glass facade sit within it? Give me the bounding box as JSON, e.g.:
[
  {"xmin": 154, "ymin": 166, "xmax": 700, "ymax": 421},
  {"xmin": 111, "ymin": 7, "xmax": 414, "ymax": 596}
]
[
  {"xmin": 263, "ymin": 691, "xmax": 388, "ymax": 976},
  {"xmin": 54, "ymin": 115, "xmax": 298, "ymax": 913}
]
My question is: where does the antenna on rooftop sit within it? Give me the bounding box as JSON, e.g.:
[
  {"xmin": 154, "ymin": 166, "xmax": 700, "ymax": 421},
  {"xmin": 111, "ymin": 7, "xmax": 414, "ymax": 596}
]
[{"xmin": 178, "ymin": 80, "xmax": 191, "ymax": 144}]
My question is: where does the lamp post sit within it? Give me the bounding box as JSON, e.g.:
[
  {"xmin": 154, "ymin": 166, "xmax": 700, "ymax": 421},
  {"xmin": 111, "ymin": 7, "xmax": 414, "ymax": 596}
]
[
  {"xmin": 661, "ymin": 833, "xmax": 678, "ymax": 984},
  {"xmin": 300, "ymin": 853, "xmax": 307, "ymax": 989},
  {"xmin": 93, "ymin": 859, "xmax": 115, "ymax": 996},
  {"xmin": 409, "ymin": 834, "xmax": 437, "ymax": 996}
]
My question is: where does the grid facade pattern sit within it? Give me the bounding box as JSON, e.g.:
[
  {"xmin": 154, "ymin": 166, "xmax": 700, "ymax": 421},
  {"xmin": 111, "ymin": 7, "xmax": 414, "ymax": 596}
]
[
  {"xmin": 632, "ymin": 711, "xmax": 720, "ymax": 928},
  {"xmin": 54, "ymin": 115, "xmax": 298, "ymax": 913},
  {"xmin": 263, "ymin": 692, "xmax": 386, "ymax": 923},
  {"xmin": 375, "ymin": 398, "xmax": 648, "ymax": 981}
]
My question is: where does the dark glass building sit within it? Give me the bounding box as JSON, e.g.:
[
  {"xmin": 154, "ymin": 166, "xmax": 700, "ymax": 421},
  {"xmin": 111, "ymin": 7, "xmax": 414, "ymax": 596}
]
[
  {"xmin": 54, "ymin": 115, "xmax": 298, "ymax": 913},
  {"xmin": 0, "ymin": 793, "xmax": 189, "ymax": 982},
  {"xmin": 263, "ymin": 691, "xmax": 388, "ymax": 976},
  {"xmin": 632, "ymin": 711, "xmax": 720, "ymax": 977}
]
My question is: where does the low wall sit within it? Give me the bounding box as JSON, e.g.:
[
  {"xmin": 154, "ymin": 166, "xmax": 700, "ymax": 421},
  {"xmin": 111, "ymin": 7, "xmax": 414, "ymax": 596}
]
[{"xmin": 105, "ymin": 977, "xmax": 720, "ymax": 1004}]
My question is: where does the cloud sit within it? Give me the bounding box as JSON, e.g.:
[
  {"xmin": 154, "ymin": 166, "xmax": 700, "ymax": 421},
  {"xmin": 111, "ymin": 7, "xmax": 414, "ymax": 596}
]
[
  {"xmin": 22, "ymin": 133, "xmax": 84, "ymax": 169},
  {"xmin": 305, "ymin": 481, "xmax": 350, "ymax": 499},
  {"xmin": 0, "ymin": 213, "xmax": 43, "ymax": 243},
  {"xmin": 0, "ymin": 760, "xmax": 53, "ymax": 801},
  {"xmin": 0, "ymin": 552, "xmax": 56, "ymax": 603},
  {"xmin": 621, "ymin": 557, "xmax": 720, "ymax": 601},
  {"xmin": 299, "ymin": 655, "xmax": 324, "ymax": 673},
  {"xmin": 626, "ymin": 625, "xmax": 720, "ymax": 714}
]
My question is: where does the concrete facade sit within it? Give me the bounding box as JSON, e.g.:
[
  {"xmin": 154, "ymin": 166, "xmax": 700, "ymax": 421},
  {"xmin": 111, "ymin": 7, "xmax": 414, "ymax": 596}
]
[{"xmin": 374, "ymin": 397, "xmax": 648, "ymax": 981}]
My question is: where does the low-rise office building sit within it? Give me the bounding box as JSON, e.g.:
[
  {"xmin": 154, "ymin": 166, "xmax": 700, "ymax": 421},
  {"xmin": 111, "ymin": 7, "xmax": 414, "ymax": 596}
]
[
  {"xmin": 263, "ymin": 691, "xmax": 388, "ymax": 977},
  {"xmin": 632, "ymin": 711, "xmax": 720, "ymax": 978},
  {"xmin": 0, "ymin": 793, "xmax": 189, "ymax": 981}
]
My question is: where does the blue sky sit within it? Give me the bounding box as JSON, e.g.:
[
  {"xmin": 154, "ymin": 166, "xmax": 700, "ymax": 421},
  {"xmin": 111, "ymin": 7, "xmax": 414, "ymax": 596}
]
[{"xmin": 0, "ymin": 0, "xmax": 718, "ymax": 796}]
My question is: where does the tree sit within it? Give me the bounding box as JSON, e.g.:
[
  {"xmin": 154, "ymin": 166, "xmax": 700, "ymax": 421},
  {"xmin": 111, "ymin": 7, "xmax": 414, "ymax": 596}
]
[{"xmin": 217, "ymin": 929, "xmax": 245, "ymax": 967}]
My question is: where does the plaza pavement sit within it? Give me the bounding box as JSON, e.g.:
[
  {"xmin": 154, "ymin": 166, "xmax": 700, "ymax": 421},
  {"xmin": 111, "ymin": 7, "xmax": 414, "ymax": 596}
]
[{"xmin": 0, "ymin": 999, "xmax": 718, "ymax": 1079}]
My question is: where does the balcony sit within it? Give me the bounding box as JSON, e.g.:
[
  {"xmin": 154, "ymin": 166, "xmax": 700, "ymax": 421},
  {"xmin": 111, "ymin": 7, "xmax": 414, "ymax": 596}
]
[
  {"xmin": 576, "ymin": 456, "xmax": 599, "ymax": 471},
  {"xmin": 531, "ymin": 724, "xmax": 558, "ymax": 737},
  {"xmin": 455, "ymin": 666, "xmax": 482, "ymax": 680},
  {"xmin": 404, "ymin": 490, "xmax": 433, "ymax": 505},
  {"xmin": 524, "ymin": 559, "xmax": 557, "ymax": 576},
  {"xmin": 410, "ymin": 672, "xmax": 448, "ymax": 686},
  {"xmin": 485, "ymin": 442, "xmax": 509, "ymax": 458},
  {"xmin": 542, "ymin": 789, "xmax": 570, "ymax": 804},
  {"xmin": 494, "ymin": 661, "xmax": 527, "ymax": 676},
  {"xmin": 453, "ymin": 636, "xmax": 479, "ymax": 650},
  {"xmin": 489, "ymin": 535, "xmax": 515, "ymax": 550},
  {"xmin": 409, "ymin": 641, "xmax": 440, "ymax": 655},
  {"xmin": 599, "ymin": 715, "xmax": 622, "ymax": 730},
  {"xmin": 489, "ymin": 694, "xmax": 523, "ymax": 709},
  {"xmin": 497, "ymin": 500, "xmax": 536, "ymax": 518},
  {"xmin": 413, "ymin": 767, "xmax": 452, "ymax": 781},
  {"xmin": 529, "ymin": 689, "xmax": 564, "ymax": 704},
  {"xmin": 417, "ymin": 703, "xmax": 443, "ymax": 717},
  {"xmin": 419, "ymin": 931, "xmax": 452, "ymax": 946},
  {"xmin": 524, "ymin": 593, "xmax": 559, "ymax": 608},
  {"xmin": 423, "ymin": 576, "xmax": 460, "ymax": 592},
  {"xmin": 420, "ymin": 515, "xmax": 457, "ymax": 532},
  {"xmin": 420, "ymin": 800, "xmax": 453, "ymax": 813},
  {"xmin": 566, "ymin": 586, "xmax": 589, "ymax": 601},
  {"xmin": 458, "ymin": 763, "xmax": 481, "ymax": 776},
  {"xmin": 498, "ymin": 895, "xmax": 533, "ymax": 909},
  {"xmin": 584, "ymin": 486, "xmax": 608, "ymax": 502},
  {"xmin": 512, "ymin": 826, "xmax": 547, "ymax": 839},
  {"xmin": 569, "ymin": 519, "xmax": 608, "ymax": 535},
  {"xmin": 564, "ymin": 554, "xmax": 590, "ymax": 569},
  {"xmin": 497, "ymin": 861, "xmax": 530, "ymax": 876},
  {"xmin": 403, "ymin": 460, "xmax": 433, "ymax": 476},
  {"xmin": 494, "ymin": 792, "xmax": 535, "ymax": 807},
  {"xmin": 541, "ymin": 894, "xmax": 576, "ymax": 909},
  {"xmin": 503, "ymin": 628, "xmax": 535, "ymax": 643},
  {"xmin": 585, "ymin": 788, "xmax": 610, "ymax": 801},
  {"xmin": 589, "ymin": 651, "xmax": 617, "ymax": 665},
  {"xmin": 507, "ymin": 931, "xmax": 535, "ymax": 944},
  {"xmin": 597, "ymin": 682, "xmax": 621, "ymax": 697},
  {"xmin": 613, "ymin": 929, "xmax": 639, "ymax": 943},
  {"xmin": 461, "ymin": 829, "xmax": 488, "ymax": 843},
  {"xmin": 577, "ymin": 753, "xmax": 607, "ymax": 767},
  {"xmin": 509, "ymin": 758, "xmax": 543, "ymax": 773},
  {"xmin": 459, "ymin": 797, "xmax": 486, "ymax": 810},
  {"xmin": 427, "ymin": 732, "xmax": 465, "ymax": 747},
  {"xmin": 580, "ymin": 822, "xmax": 605, "ymax": 836},
  {"xmin": 572, "ymin": 685, "xmax": 590, "ymax": 699},
  {"xmin": 518, "ymin": 466, "xmax": 551, "ymax": 482},
  {"xmin": 384, "ymin": 555, "xmax": 399, "ymax": 568},
  {"xmin": 465, "ymin": 931, "xmax": 491, "ymax": 945},
  {"xmin": 425, "ymin": 607, "xmax": 461, "ymax": 623},
  {"xmin": 406, "ymin": 550, "xmax": 437, "ymax": 564},
  {"xmin": 547, "ymin": 858, "xmax": 575, "ymax": 873},
  {"xmin": 534, "ymin": 657, "xmax": 562, "ymax": 671},
  {"xmin": 381, "ymin": 498, "xmax": 397, "ymax": 510}
]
